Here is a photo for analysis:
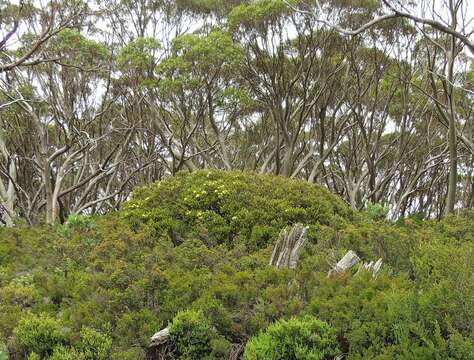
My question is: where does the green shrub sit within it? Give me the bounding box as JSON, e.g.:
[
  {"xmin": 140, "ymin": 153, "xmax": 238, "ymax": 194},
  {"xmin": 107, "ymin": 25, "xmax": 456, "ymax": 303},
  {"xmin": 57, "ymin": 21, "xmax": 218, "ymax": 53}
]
[
  {"xmin": 13, "ymin": 313, "xmax": 67, "ymax": 358},
  {"xmin": 122, "ymin": 170, "xmax": 355, "ymax": 248},
  {"xmin": 244, "ymin": 316, "xmax": 340, "ymax": 360},
  {"xmin": 76, "ymin": 327, "xmax": 112, "ymax": 360},
  {"xmin": 48, "ymin": 345, "xmax": 85, "ymax": 360},
  {"xmin": 363, "ymin": 202, "xmax": 389, "ymax": 222},
  {"xmin": 168, "ymin": 309, "xmax": 216, "ymax": 359},
  {"xmin": 209, "ymin": 337, "xmax": 231, "ymax": 358},
  {"xmin": 58, "ymin": 214, "xmax": 99, "ymax": 245},
  {"xmin": 0, "ymin": 342, "xmax": 8, "ymax": 360},
  {"xmin": 0, "ymin": 170, "xmax": 472, "ymax": 359},
  {"xmin": 447, "ymin": 331, "xmax": 474, "ymax": 359}
]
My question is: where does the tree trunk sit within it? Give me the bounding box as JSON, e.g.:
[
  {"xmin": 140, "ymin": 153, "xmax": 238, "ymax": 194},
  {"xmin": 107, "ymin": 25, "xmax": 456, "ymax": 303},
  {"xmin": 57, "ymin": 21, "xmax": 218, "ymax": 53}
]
[
  {"xmin": 444, "ymin": 47, "xmax": 457, "ymax": 214},
  {"xmin": 328, "ymin": 250, "xmax": 360, "ymax": 277},
  {"xmin": 444, "ymin": 0, "xmax": 459, "ymax": 215},
  {"xmin": 269, "ymin": 223, "xmax": 308, "ymax": 269},
  {"xmin": 150, "ymin": 327, "xmax": 170, "ymax": 347}
]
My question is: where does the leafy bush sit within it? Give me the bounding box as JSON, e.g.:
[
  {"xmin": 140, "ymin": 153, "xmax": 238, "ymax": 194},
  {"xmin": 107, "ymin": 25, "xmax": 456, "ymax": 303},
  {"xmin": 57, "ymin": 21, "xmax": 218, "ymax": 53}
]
[
  {"xmin": 58, "ymin": 214, "xmax": 99, "ymax": 245},
  {"xmin": 0, "ymin": 171, "xmax": 472, "ymax": 359},
  {"xmin": 0, "ymin": 343, "xmax": 8, "ymax": 360},
  {"xmin": 122, "ymin": 170, "xmax": 354, "ymax": 249},
  {"xmin": 363, "ymin": 202, "xmax": 389, "ymax": 222},
  {"xmin": 168, "ymin": 309, "xmax": 217, "ymax": 359},
  {"xmin": 76, "ymin": 327, "xmax": 112, "ymax": 360},
  {"xmin": 13, "ymin": 313, "xmax": 67, "ymax": 358},
  {"xmin": 11, "ymin": 315, "xmax": 112, "ymax": 360},
  {"xmin": 244, "ymin": 316, "xmax": 340, "ymax": 360},
  {"xmin": 48, "ymin": 346, "xmax": 85, "ymax": 360}
]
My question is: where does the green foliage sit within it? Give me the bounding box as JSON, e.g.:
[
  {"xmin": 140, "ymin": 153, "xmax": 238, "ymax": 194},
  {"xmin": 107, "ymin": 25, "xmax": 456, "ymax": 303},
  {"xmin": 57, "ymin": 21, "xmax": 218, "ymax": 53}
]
[
  {"xmin": 52, "ymin": 29, "xmax": 108, "ymax": 65},
  {"xmin": 76, "ymin": 327, "xmax": 112, "ymax": 360},
  {"xmin": 122, "ymin": 170, "xmax": 354, "ymax": 249},
  {"xmin": 10, "ymin": 309, "xmax": 111, "ymax": 359},
  {"xmin": 169, "ymin": 30, "xmax": 242, "ymax": 69},
  {"xmin": 175, "ymin": 0, "xmax": 237, "ymax": 16},
  {"xmin": 244, "ymin": 316, "xmax": 340, "ymax": 360},
  {"xmin": 0, "ymin": 171, "xmax": 473, "ymax": 359},
  {"xmin": 117, "ymin": 37, "xmax": 161, "ymax": 87},
  {"xmin": 228, "ymin": 0, "xmax": 301, "ymax": 31},
  {"xmin": 118, "ymin": 37, "xmax": 161, "ymax": 69},
  {"xmin": 48, "ymin": 346, "xmax": 85, "ymax": 360},
  {"xmin": 363, "ymin": 202, "xmax": 389, "ymax": 222},
  {"xmin": 13, "ymin": 313, "xmax": 67, "ymax": 358},
  {"xmin": 58, "ymin": 214, "xmax": 98, "ymax": 242},
  {"xmin": 156, "ymin": 30, "xmax": 243, "ymax": 102},
  {"xmin": 169, "ymin": 309, "xmax": 217, "ymax": 359},
  {"xmin": 0, "ymin": 343, "xmax": 8, "ymax": 360}
]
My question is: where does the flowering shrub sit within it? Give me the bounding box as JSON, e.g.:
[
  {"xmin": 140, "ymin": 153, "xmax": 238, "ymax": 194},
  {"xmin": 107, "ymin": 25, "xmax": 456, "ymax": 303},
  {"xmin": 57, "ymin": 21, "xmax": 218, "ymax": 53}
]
[
  {"xmin": 0, "ymin": 171, "xmax": 472, "ymax": 359},
  {"xmin": 122, "ymin": 170, "xmax": 354, "ymax": 248}
]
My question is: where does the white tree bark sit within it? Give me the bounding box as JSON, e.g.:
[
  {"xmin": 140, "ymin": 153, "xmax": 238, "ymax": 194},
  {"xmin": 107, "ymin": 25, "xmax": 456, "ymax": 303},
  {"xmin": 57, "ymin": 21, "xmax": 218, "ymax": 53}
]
[
  {"xmin": 269, "ymin": 223, "xmax": 308, "ymax": 269},
  {"xmin": 328, "ymin": 250, "xmax": 360, "ymax": 277},
  {"xmin": 356, "ymin": 258, "xmax": 383, "ymax": 278},
  {"xmin": 0, "ymin": 132, "xmax": 17, "ymax": 226},
  {"xmin": 150, "ymin": 327, "xmax": 170, "ymax": 347}
]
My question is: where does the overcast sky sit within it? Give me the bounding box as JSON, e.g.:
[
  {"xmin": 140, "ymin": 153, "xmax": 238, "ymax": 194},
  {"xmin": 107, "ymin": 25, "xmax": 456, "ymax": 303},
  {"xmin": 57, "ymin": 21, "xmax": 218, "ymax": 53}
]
[{"xmin": 2, "ymin": 0, "xmax": 473, "ymax": 58}]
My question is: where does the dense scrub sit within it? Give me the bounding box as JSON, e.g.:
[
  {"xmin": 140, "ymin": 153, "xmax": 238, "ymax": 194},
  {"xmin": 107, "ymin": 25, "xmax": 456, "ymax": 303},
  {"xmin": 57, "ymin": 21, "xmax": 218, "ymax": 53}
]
[
  {"xmin": 121, "ymin": 170, "xmax": 355, "ymax": 249},
  {"xmin": 0, "ymin": 170, "xmax": 473, "ymax": 359}
]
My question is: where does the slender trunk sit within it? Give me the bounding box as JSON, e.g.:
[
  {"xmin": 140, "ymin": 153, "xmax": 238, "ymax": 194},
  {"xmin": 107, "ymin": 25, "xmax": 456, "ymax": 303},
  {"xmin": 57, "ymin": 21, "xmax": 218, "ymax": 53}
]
[
  {"xmin": 0, "ymin": 135, "xmax": 16, "ymax": 226},
  {"xmin": 4, "ymin": 161, "xmax": 16, "ymax": 226},
  {"xmin": 36, "ymin": 118, "xmax": 56, "ymax": 224},
  {"xmin": 444, "ymin": 5, "xmax": 458, "ymax": 215},
  {"xmin": 280, "ymin": 152, "xmax": 293, "ymax": 177},
  {"xmin": 445, "ymin": 110, "xmax": 457, "ymax": 214},
  {"xmin": 207, "ymin": 88, "xmax": 231, "ymax": 170},
  {"xmin": 44, "ymin": 160, "xmax": 54, "ymax": 224}
]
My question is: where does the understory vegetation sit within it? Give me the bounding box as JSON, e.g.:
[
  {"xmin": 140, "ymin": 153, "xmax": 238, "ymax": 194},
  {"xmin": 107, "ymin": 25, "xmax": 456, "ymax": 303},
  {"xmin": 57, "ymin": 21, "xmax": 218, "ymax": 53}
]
[
  {"xmin": 1, "ymin": 0, "xmax": 473, "ymax": 227},
  {"xmin": 0, "ymin": 170, "xmax": 473, "ymax": 359}
]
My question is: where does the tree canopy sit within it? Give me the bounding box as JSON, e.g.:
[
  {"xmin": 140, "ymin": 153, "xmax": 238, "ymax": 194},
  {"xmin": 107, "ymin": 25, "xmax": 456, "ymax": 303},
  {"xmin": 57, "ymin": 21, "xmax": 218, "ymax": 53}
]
[{"xmin": 0, "ymin": 0, "xmax": 472, "ymax": 225}]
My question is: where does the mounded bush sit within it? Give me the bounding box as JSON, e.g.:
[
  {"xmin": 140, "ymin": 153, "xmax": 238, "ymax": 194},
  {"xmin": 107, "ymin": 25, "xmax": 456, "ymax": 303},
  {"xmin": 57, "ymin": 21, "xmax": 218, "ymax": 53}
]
[
  {"xmin": 76, "ymin": 327, "xmax": 112, "ymax": 360},
  {"xmin": 13, "ymin": 313, "xmax": 67, "ymax": 358},
  {"xmin": 168, "ymin": 309, "xmax": 219, "ymax": 360},
  {"xmin": 45, "ymin": 327, "xmax": 112, "ymax": 360},
  {"xmin": 12, "ymin": 313, "xmax": 111, "ymax": 360},
  {"xmin": 0, "ymin": 169, "xmax": 472, "ymax": 359},
  {"xmin": 243, "ymin": 316, "xmax": 340, "ymax": 360},
  {"xmin": 121, "ymin": 170, "xmax": 355, "ymax": 249},
  {"xmin": 48, "ymin": 346, "xmax": 85, "ymax": 360}
]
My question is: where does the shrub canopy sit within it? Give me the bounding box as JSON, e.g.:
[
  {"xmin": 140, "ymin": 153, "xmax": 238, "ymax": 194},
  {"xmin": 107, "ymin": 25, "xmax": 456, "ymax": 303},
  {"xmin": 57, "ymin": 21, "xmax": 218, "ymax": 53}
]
[
  {"xmin": 244, "ymin": 316, "xmax": 340, "ymax": 360},
  {"xmin": 121, "ymin": 170, "xmax": 355, "ymax": 249},
  {"xmin": 0, "ymin": 170, "xmax": 472, "ymax": 359}
]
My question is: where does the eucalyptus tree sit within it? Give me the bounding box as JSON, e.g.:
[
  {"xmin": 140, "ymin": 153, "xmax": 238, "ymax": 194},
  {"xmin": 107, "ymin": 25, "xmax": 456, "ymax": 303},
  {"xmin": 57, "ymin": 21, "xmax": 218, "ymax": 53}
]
[
  {"xmin": 0, "ymin": 0, "xmax": 472, "ymax": 224},
  {"xmin": 0, "ymin": 9, "xmax": 157, "ymax": 224},
  {"xmin": 0, "ymin": 111, "xmax": 18, "ymax": 225},
  {"xmin": 423, "ymin": 0, "xmax": 472, "ymax": 214},
  {"xmin": 298, "ymin": 0, "xmax": 473, "ymax": 214},
  {"xmin": 0, "ymin": 0, "xmax": 86, "ymax": 73},
  {"xmin": 229, "ymin": 1, "xmax": 354, "ymax": 178},
  {"xmin": 153, "ymin": 30, "xmax": 246, "ymax": 171},
  {"xmin": 299, "ymin": 0, "xmax": 474, "ymax": 53}
]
